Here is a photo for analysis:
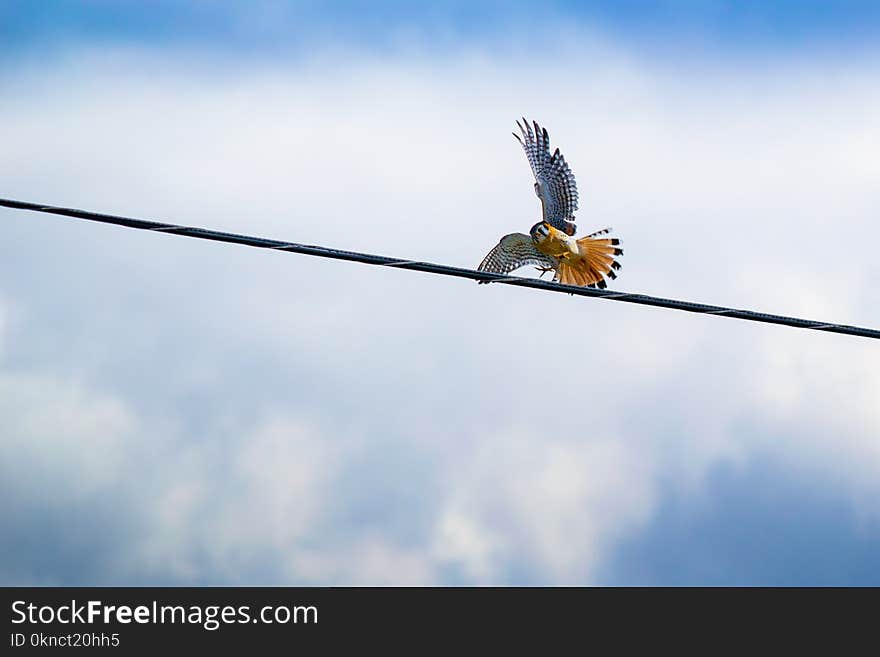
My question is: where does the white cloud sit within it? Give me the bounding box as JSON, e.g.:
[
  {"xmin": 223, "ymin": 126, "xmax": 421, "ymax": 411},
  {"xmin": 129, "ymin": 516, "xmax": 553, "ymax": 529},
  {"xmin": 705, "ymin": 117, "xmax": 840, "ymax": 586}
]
[
  {"xmin": 0, "ymin": 372, "xmax": 133, "ymax": 497},
  {"xmin": 0, "ymin": 297, "xmax": 6, "ymax": 357},
  {"xmin": 433, "ymin": 429, "xmax": 656, "ymax": 583},
  {"xmin": 1, "ymin": 41, "xmax": 879, "ymax": 584},
  {"xmin": 128, "ymin": 413, "xmax": 345, "ymax": 584}
]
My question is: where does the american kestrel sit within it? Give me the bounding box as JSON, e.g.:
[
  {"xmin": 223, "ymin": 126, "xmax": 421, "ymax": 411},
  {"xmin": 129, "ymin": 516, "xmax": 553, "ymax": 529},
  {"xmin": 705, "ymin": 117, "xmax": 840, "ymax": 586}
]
[{"xmin": 478, "ymin": 119, "xmax": 623, "ymax": 288}]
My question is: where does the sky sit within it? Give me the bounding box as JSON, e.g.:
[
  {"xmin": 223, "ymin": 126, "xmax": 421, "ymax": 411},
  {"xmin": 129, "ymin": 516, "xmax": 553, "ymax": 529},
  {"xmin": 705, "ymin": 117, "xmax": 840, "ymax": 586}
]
[{"xmin": 1, "ymin": 1, "xmax": 879, "ymax": 586}]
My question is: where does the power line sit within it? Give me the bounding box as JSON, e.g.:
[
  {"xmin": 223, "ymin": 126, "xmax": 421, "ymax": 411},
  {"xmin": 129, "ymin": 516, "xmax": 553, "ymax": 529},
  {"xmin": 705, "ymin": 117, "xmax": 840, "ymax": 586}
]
[{"xmin": 2, "ymin": 196, "xmax": 879, "ymax": 341}]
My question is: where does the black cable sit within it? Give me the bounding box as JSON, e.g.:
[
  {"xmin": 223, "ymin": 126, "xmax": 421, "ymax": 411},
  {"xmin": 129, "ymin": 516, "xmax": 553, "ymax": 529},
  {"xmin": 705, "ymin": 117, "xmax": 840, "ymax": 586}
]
[{"xmin": 2, "ymin": 196, "xmax": 879, "ymax": 341}]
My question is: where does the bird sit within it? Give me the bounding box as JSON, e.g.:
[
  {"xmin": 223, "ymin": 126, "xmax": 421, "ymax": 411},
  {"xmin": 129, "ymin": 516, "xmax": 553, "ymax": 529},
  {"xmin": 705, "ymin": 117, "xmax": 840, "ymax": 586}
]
[{"xmin": 477, "ymin": 119, "xmax": 622, "ymax": 288}]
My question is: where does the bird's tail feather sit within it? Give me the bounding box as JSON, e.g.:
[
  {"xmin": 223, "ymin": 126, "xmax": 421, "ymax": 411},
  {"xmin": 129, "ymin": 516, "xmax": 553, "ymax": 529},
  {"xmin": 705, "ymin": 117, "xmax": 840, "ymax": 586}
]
[{"xmin": 557, "ymin": 231, "xmax": 623, "ymax": 288}]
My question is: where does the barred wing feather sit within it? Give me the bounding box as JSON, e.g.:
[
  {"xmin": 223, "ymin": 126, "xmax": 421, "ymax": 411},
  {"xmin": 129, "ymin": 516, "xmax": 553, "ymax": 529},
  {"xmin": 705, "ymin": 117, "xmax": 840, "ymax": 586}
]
[
  {"xmin": 513, "ymin": 118, "xmax": 579, "ymax": 236},
  {"xmin": 477, "ymin": 233, "xmax": 556, "ymax": 278}
]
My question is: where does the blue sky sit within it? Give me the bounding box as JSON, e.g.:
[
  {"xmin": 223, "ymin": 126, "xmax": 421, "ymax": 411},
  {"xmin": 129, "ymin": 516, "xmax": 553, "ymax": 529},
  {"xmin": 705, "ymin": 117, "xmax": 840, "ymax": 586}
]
[
  {"xmin": 605, "ymin": 456, "xmax": 880, "ymax": 586},
  {"xmin": 3, "ymin": 1, "xmax": 880, "ymax": 56},
  {"xmin": 1, "ymin": 1, "xmax": 879, "ymax": 586}
]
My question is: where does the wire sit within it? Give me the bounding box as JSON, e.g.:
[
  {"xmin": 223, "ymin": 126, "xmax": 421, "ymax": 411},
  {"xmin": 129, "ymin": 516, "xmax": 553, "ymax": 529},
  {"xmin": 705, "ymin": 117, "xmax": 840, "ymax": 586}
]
[{"xmin": 2, "ymin": 196, "xmax": 879, "ymax": 341}]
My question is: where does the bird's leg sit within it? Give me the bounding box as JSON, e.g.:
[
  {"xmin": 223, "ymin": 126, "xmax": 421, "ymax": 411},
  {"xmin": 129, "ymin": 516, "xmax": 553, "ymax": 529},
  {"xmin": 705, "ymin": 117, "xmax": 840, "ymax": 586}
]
[{"xmin": 535, "ymin": 265, "xmax": 555, "ymax": 279}]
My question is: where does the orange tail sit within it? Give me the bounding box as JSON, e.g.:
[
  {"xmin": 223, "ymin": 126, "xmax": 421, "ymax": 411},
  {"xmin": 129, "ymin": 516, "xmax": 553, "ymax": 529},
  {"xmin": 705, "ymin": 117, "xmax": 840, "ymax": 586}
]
[{"xmin": 557, "ymin": 231, "xmax": 623, "ymax": 288}]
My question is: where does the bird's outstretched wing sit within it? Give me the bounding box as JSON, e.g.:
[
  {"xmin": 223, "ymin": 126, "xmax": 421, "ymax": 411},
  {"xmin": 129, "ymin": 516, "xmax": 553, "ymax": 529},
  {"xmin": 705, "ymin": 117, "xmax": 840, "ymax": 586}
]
[
  {"xmin": 477, "ymin": 233, "xmax": 557, "ymax": 282},
  {"xmin": 513, "ymin": 118, "xmax": 579, "ymax": 236}
]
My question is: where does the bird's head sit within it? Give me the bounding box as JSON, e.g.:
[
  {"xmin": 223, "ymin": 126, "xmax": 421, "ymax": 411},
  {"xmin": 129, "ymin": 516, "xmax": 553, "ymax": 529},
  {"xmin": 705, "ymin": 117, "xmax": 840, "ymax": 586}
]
[{"xmin": 530, "ymin": 221, "xmax": 551, "ymax": 243}]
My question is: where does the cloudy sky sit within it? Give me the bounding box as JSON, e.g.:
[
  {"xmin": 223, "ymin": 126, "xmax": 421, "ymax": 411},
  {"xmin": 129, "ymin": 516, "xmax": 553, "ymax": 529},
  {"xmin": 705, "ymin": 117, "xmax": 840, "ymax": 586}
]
[{"xmin": 2, "ymin": 1, "xmax": 879, "ymax": 585}]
